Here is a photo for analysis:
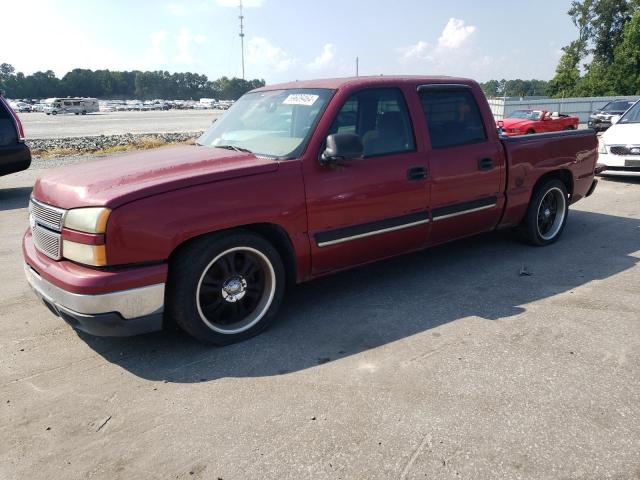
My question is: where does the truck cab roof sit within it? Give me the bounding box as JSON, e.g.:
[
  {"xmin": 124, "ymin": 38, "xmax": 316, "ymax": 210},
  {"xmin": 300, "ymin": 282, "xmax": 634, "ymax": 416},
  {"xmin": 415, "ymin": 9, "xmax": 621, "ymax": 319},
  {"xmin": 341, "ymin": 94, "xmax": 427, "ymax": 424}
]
[{"xmin": 253, "ymin": 76, "xmax": 476, "ymax": 92}]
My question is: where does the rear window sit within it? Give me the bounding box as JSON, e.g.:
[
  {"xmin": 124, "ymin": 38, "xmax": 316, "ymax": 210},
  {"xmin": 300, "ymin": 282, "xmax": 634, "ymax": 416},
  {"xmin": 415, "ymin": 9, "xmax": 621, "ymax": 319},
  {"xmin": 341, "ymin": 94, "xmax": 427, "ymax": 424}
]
[
  {"xmin": 419, "ymin": 89, "xmax": 487, "ymax": 149},
  {"xmin": 0, "ymin": 99, "xmax": 17, "ymax": 145}
]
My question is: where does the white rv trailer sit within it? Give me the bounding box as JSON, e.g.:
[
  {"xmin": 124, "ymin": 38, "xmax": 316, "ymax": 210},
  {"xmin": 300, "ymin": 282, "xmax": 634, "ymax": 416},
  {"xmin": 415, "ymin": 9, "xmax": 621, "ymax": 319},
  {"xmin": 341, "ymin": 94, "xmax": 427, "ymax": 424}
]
[{"xmin": 43, "ymin": 97, "xmax": 99, "ymax": 115}]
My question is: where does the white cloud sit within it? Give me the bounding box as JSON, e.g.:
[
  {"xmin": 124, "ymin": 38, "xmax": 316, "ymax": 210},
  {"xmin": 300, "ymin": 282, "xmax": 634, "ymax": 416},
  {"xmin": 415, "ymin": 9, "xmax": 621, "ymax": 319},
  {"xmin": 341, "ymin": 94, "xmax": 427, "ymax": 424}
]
[
  {"xmin": 174, "ymin": 28, "xmax": 207, "ymax": 65},
  {"xmin": 246, "ymin": 37, "xmax": 295, "ymax": 75},
  {"xmin": 166, "ymin": 3, "xmax": 187, "ymax": 16},
  {"xmin": 401, "ymin": 41, "xmax": 433, "ymax": 61},
  {"xmin": 397, "ymin": 18, "xmax": 501, "ymax": 79},
  {"xmin": 216, "ymin": 0, "xmax": 265, "ymax": 7},
  {"xmin": 145, "ymin": 30, "xmax": 168, "ymax": 66},
  {"xmin": 437, "ymin": 18, "xmax": 476, "ymax": 49},
  {"xmin": 307, "ymin": 43, "xmax": 336, "ymax": 71}
]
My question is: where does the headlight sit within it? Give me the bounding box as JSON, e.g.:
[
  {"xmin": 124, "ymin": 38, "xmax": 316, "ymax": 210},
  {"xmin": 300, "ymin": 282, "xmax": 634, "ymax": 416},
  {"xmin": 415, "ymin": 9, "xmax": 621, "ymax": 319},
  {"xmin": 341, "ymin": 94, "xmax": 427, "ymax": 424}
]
[
  {"xmin": 598, "ymin": 140, "xmax": 607, "ymax": 154},
  {"xmin": 63, "ymin": 207, "xmax": 110, "ymax": 233},
  {"xmin": 62, "ymin": 241, "xmax": 107, "ymax": 267}
]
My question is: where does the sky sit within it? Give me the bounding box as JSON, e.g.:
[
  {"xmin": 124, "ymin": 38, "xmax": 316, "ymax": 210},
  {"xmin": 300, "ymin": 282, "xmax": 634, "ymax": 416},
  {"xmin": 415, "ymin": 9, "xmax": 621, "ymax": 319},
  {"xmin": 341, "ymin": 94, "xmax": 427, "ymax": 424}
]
[{"xmin": 2, "ymin": 0, "xmax": 578, "ymax": 84}]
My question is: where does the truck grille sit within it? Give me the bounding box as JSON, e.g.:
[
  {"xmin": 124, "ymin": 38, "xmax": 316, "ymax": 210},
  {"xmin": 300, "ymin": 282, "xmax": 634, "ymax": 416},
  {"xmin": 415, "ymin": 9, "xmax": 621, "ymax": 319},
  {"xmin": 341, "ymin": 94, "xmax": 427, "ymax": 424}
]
[
  {"xmin": 29, "ymin": 198, "xmax": 66, "ymax": 260},
  {"xmin": 29, "ymin": 198, "xmax": 66, "ymax": 231},
  {"xmin": 32, "ymin": 224, "xmax": 62, "ymax": 260},
  {"xmin": 610, "ymin": 145, "xmax": 640, "ymax": 156}
]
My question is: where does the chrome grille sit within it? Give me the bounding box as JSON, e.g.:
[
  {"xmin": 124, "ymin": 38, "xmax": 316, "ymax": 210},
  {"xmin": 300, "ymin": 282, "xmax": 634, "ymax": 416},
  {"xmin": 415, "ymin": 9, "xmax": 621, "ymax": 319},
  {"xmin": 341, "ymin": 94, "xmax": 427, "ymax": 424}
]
[
  {"xmin": 32, "ymin": 224, "xmax": 62, "ymax": 260},
  {"xmin": 29, "ymin": 199, "xmax": 65, "ymax": 231},
  {"xmin": 610, "ymin": 145, "xmax": 640, "ymax": 156}
]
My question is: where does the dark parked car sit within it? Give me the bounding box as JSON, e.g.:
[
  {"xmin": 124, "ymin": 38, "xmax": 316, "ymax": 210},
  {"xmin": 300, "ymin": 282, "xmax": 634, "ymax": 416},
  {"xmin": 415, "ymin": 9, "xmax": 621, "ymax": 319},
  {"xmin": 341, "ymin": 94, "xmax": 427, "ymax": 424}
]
[
  {"xmin": 0, "ymin": 93, "xmax": 31, "ymax": 177},
  {"xmin": 588, "ymin": 99, "xmax": 637, "ymax": 132}
]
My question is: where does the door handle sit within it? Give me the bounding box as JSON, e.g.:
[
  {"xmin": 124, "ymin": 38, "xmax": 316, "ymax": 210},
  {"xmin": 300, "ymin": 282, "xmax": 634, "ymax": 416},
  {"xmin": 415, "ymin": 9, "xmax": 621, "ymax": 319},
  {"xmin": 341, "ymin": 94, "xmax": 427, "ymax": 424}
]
[
  {"xmin": 478, "ymin": 158, "xmax": 494, "ymax": 171},
  {"xmin": 407, "ymin": 166, "xmax": 428, "ymax": 181}
]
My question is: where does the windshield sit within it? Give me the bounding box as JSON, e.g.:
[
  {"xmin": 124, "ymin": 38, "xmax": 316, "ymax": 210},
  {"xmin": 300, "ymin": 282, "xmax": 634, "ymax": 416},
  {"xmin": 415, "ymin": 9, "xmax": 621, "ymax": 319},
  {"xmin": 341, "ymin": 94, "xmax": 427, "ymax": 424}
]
[
  {"xmin": 197, "ymin": 88, "xmax": 334, "ymax": 159},
  {"xmin": 604, "ymin": 101, "xmax": 634, "ymax": 112},
  {"xmin": 618, "ymin": 101, "xmax": 640, "ymax": 124},
  {"xmin": 507, "ymin": 110, "xmax": 542, "ymax": 121}
]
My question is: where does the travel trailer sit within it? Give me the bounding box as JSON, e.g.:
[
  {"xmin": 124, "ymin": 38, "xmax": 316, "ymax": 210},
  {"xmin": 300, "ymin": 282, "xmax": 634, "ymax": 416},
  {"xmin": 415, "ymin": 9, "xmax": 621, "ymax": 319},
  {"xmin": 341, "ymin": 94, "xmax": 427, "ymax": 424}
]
[{"xmin": 43, "ymin": 97, "xmax": 99, "ymax": 115}]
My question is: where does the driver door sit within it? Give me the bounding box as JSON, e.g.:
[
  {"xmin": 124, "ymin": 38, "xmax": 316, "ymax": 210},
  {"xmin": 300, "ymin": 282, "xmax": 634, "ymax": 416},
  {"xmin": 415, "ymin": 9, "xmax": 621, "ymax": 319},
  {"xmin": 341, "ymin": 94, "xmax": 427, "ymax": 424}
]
[{"xmin": 303, "ymin": 87, "xmax": 430, "ymax": 274}]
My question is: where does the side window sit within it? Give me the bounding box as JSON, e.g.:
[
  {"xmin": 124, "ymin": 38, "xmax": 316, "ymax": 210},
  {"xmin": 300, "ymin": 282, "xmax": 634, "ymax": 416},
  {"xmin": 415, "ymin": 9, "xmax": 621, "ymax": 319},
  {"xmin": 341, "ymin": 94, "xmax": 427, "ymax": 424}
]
[
  {"xmin": 329, "ymin": 88, "xmax": 415, "ymax": 157},
  {"xmin": 419, "ymin": 89, "xmax": 487, "ymax": 149}
]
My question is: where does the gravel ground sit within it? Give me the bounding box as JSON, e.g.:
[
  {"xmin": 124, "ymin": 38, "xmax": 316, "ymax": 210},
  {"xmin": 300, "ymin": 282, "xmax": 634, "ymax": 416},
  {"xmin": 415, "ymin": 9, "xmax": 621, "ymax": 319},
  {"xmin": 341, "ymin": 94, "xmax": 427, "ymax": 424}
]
[
  {"xmin": 0, "ymin": 156, "xmax": 639, "ymax": 480},
  {"xmin": 27, "ymin": 131, "xmax": 203, "ymax": 155},
  {"xmin": 20, "ymin": 110, "xmax": 222, "ymax": 139}
]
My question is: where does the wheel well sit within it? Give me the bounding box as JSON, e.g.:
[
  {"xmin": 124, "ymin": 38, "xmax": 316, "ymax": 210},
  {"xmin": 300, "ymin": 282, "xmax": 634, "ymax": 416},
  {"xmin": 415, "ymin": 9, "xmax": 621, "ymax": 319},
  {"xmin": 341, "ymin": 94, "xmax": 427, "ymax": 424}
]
[
  {"xmin": 169, "ymin": 223, "xmax": 298, "ymax": 288},
  {"xmin": 534, "ymin": 169, "xmax": 574, "ymax": 197}
]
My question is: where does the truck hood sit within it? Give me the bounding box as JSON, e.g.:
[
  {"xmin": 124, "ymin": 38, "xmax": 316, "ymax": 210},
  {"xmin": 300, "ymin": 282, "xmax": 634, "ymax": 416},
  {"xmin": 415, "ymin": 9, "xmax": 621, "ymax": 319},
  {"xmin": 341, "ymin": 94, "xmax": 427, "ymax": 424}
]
[
  {"xmin": 33, "ymin": 145, "xmax": 279, "ymax": 209},
  {"xmin": 602, "ymin": 123, "xmax": 640, "ymax": 146}
]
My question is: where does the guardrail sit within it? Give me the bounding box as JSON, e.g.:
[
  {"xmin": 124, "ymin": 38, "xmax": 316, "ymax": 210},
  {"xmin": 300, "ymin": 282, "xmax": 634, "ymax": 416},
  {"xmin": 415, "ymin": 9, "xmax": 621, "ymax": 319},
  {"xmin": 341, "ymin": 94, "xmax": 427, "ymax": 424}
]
[{"xmin": 488, "ymin": 95, "xmax": 639, "ymax": 123}]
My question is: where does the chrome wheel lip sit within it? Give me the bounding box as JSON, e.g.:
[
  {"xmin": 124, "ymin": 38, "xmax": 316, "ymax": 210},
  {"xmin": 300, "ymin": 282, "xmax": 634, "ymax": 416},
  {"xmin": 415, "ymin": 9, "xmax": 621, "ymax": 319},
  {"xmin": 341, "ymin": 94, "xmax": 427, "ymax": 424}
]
[
  {"xmin": 196, "ymin": 247, "xmax": 276, "ymax": 335},
  {"xmin": 536, "ymin": 187, "xmax": 567, "ymax": 241}
]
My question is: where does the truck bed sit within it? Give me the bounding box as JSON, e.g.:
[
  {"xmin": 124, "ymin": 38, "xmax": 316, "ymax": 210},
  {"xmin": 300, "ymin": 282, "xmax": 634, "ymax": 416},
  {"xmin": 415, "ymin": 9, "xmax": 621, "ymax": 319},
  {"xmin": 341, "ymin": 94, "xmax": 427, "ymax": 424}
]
[{"xmin": 499, "ymin": 129, "xmax": 599, "ymax": 227}]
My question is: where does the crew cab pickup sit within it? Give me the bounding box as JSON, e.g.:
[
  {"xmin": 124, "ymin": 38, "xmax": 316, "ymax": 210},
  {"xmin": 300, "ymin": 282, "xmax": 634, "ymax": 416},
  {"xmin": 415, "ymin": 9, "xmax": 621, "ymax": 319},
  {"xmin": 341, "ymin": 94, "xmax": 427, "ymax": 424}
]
[
  {"xmin": 23, "ymin": 77, "xmax": 599, "ymax": 344},
  {"xmin": 0, "ymin": 93, "xmax": 31, "ymax": 176},
  {"xmin": 498, "ymin": 110, "xmax": 580, "ymax": 136}
]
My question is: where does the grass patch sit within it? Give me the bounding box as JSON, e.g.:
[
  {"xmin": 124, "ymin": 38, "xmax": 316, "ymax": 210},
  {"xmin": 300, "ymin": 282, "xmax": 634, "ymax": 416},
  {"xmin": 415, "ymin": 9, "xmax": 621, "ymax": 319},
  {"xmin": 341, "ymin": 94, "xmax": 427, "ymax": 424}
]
[
  {"xmin": 33, "ymin": 147, "xmax": 77, "ymax": 159},
  {"xmin": 34, "ymin": 136, "xmax": 197, "ymax": 158}
]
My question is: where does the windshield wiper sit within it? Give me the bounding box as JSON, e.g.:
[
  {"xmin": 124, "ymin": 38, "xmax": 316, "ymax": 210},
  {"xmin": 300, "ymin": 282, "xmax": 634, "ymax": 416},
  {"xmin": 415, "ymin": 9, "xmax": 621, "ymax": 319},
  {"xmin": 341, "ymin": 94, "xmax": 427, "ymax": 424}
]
[{"xmin": 215, "ymin": 145, "xmax": 254, "ymax": 154}]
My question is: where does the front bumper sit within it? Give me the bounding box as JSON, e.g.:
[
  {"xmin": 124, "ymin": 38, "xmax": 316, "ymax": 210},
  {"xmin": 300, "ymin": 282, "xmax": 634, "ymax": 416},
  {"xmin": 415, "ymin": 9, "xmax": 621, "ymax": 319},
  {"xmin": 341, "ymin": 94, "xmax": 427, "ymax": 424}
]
[
  {"xmin": 25, "ymin": 264, "xmax": 165, "ymax": 336},
  {"xmin": 598, "ymin": 153, "xmax": 640, "ymax": 173}
]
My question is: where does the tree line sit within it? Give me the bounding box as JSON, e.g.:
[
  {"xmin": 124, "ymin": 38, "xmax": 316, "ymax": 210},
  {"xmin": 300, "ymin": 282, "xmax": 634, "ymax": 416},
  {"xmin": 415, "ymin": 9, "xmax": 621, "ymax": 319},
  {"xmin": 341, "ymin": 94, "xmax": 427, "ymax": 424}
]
[
  {"xmin": 548, "ymin": 0, "xmax": 640, "ymax": 97},
  {"xmin": 479, "ymin": 79, "xmax": 550, "ymax": 99},
  {"xmin": 0, "ymin": 64, "xmax": 265, "ymax": 101}
]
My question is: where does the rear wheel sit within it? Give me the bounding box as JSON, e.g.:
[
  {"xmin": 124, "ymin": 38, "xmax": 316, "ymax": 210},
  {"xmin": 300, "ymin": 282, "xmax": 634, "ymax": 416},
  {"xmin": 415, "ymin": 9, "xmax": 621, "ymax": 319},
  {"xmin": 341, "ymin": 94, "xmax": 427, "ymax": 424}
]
[
  {"xmin": 564, "ymin": 125, "xmax": 575, "ymax": 130},
  {"xmin": 518, "ymin": 179, "xmax": 569, "ymax": 246},
  {"xmin": 525, "ymin": 129, "xmax": 535, "ymax": 135},
  {"xmin": 167, "ymin": 232, "xmax": 285, "ymax": 345}
]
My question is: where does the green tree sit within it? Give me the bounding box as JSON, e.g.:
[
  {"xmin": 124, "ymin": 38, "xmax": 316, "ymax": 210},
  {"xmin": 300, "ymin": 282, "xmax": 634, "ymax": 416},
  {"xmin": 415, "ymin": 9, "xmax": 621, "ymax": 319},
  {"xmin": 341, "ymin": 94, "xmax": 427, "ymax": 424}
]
[{"xmin": 548, "ymin": 41, "xmax": 584, "ymax": 97}]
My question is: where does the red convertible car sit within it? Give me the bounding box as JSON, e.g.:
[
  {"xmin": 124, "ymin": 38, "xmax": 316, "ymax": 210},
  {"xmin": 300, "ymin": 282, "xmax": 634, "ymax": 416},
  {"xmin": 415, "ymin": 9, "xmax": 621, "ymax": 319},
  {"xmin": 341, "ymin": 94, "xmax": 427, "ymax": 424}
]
[{"xmin": 498, "ymin": 110, "xmax": 579, "ymax": 136}]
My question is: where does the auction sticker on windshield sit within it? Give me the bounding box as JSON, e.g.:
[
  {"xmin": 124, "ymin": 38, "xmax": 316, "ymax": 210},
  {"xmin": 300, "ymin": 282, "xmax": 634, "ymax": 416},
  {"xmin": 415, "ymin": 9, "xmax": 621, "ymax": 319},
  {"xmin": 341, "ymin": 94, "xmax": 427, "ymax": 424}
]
[{"xmin": 283, "ymin": 94, "xmax": 319, "ymax": 106}]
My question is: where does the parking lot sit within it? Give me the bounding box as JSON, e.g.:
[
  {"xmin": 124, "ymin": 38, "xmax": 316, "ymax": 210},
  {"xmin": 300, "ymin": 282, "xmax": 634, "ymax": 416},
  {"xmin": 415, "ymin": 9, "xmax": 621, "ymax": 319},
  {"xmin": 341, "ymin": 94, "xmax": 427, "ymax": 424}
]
[
  {"xmin": 1, "ymin": 158, "xmax": 639, "ymax": 479},
  {"xmin": 20, "ymin": 110, "xmax": 222, "ymax": 139}
]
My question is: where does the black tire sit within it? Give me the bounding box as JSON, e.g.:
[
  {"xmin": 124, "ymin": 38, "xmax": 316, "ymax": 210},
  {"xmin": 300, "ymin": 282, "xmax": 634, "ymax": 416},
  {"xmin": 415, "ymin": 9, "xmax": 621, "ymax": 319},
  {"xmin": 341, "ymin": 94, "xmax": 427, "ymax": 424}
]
[
  {"xmin": 51, "ymin": 111, "xmax": 57, "ymax": 115},
  {"xmin": 166, "ymin": 231, "xmax": 286, "ymax": 345},
  {"xmin": 564, "ymin": 125, "xmax": 575, "ymax": 130},
  {"xmin": 525, "ymin": 129, "xmax": 535, "ymax": 135},
  {"xmin": 518, "ymin": 179, "xmax": 569, "ymax": 246},
  {"xmin": 81, "ymin": 111, "xmax": 87, "ymax": 115}
]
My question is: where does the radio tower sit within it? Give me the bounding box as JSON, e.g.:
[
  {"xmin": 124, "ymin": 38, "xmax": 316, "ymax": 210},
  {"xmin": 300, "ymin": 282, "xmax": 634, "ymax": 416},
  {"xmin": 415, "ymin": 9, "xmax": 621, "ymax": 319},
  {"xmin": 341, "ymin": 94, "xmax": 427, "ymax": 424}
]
[{"xmin": 239, "ymin": 0, "xmax": 245, "ymax": 79}]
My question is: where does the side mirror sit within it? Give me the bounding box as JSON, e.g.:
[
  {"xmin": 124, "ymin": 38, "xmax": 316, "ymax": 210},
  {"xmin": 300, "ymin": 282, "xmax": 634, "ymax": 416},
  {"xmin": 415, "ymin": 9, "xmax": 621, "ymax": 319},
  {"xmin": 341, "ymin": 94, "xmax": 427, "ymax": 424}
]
[
  {"xmin": 320, "ymin": 133, "xmax": 364, "ymax": 165},
  {"xmin": 611, "ymin": 115, "xmax": 621, "ymax": 125}
]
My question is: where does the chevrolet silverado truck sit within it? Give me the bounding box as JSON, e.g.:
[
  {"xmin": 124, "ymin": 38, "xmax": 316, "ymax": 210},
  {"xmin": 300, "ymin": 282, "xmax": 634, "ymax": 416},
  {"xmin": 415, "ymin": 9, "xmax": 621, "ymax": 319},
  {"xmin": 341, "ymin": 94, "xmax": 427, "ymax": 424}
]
[
  {"xmin": 497, "ymin": 109, "xmax": 579, "ymax": 136},
  {"xmin": 23, "ymin": 77, "xmax": 599, "ymax": 344}
]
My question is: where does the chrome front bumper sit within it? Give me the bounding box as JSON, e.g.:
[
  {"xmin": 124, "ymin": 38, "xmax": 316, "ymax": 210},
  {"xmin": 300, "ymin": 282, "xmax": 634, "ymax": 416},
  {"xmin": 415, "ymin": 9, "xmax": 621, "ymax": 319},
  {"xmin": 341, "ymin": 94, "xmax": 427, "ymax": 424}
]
[{"xmin": 24, "ymin": 264, "xmax": 165, "ymax": 336}]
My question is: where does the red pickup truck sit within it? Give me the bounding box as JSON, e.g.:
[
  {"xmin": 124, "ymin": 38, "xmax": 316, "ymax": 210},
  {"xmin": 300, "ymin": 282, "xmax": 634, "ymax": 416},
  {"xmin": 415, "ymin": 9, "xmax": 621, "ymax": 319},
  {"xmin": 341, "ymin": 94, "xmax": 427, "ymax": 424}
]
[
  {"xmin": 498, "ymin": 110, "xmax": 580, "ymax": 136},
  {"xmin": 23, "ymin": 76, "xmax": 599, "ymax": 344}
]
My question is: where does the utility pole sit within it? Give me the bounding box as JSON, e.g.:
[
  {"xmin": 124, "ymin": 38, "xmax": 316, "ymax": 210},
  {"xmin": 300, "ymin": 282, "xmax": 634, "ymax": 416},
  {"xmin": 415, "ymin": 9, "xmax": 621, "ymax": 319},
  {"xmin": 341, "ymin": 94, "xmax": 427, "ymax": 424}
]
[
  {"xmin": 356, "ymin": 57, "xmax": 359, "ymax": 77},
  {"xmin": 239, "ymin": 0, "xmax": 245, "ymax": 79}
]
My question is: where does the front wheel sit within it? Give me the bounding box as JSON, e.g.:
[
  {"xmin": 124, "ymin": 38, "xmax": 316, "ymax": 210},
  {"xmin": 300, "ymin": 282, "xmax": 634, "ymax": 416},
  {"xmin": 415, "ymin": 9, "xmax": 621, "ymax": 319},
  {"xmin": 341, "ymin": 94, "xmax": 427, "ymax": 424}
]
[
  {"xmin": 518, "ymin": 179, "xmax": 569, "ymax": 246},
  {"xmin": 166, "ymin": 232, "xmax": 286, "ymax": 345}
]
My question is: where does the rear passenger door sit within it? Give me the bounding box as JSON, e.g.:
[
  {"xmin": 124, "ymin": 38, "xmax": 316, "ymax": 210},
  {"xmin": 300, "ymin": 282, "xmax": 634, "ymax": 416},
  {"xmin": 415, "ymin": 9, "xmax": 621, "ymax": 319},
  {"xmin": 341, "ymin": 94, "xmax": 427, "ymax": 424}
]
[
  {"xmin": 418, "ymin": 84, "xmax": 505, "ymax": 245},
  {"xmin": 304, "ymin": 87, "xmax": 430, "ymax": 274}
]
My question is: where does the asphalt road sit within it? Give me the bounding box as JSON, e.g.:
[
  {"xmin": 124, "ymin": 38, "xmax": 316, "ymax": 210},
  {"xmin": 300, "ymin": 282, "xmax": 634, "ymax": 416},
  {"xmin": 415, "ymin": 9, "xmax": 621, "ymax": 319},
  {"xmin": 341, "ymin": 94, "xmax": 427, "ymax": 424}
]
[
  {"xmin": 20, "ymin": 110, "xmax": 222, "ymax": 139},
  {"xmin": 1, "ymin": 158, "xmax": 639, "ymax": 480}
]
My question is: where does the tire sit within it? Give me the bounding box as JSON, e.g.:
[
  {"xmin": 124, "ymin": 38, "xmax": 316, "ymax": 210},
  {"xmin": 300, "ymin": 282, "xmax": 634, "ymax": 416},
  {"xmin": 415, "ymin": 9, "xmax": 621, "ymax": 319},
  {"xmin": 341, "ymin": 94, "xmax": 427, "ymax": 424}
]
[
  {"xmin": 166, "ymin": 231, "xmax": 286, "ymax": 345},
  {"xmin": 564, "ymin": 125, "xmax": 575, "ymax": 131},
  {"xmin": 518, "ymin": 179, "xmax": 569, "ymax": 246},
  {"xmin": 525, "ymin": 129, "xmax": 535, "ymax": 135},
  {"xmin": 81, "ymin": 111, "xmax": 87, "ymax": 115},
  {"xmin": 51, "ymin": 111, "xmax": 57, "ymax": 115}
]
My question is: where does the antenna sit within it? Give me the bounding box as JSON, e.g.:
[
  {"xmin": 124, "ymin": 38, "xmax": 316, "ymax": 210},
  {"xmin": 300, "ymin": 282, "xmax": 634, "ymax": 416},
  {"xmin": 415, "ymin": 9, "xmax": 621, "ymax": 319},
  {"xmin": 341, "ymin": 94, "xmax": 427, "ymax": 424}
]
[
  {"xmin": 239, "ymin": 0, "xmax": 245, "ymax": 79},
  {"xmin": 356, "ymin": 57, "xmax": 359, "ymax": 77}
]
